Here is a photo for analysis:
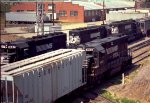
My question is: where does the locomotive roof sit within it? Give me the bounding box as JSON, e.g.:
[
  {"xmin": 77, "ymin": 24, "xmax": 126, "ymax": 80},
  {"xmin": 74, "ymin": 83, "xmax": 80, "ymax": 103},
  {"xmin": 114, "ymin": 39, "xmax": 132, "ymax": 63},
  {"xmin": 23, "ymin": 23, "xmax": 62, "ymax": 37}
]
[
  {"xmin": 71, "ymin": 25, "xmax": 106, "ymax": 32},
  {"xmin": 110, "ymin": 19, "xmax": 135, "ymax": 25},
  {"xmin": 83, "ymin": 36, "xmax": 127, "ymax": 52}
]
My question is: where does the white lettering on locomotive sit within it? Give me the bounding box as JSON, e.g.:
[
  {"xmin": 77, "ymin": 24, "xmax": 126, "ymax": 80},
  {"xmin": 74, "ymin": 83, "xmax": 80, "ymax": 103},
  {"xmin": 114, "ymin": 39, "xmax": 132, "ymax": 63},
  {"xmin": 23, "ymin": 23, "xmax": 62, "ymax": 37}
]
[
  {"xmin": 86, "ymin": 48, "xmax": 94, "ymax": 51},
  {"xmin": 90, "ymin": 32, "xmax": 100, "ymax": 38},
  {"xmin": 106, "ymin": 45, "xmax": 118, "ymax": 54},
  {"xmin": 36, "ymin": 43, "xmax": 53, "ymax": 52}
]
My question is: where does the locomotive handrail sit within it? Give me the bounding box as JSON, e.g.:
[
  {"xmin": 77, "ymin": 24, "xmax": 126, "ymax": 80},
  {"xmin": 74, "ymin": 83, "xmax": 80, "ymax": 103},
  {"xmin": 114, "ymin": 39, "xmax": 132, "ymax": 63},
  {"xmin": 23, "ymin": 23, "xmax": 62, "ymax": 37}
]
[{"xmin": 1, "ymin": 49, "xmax": 73, "ymax": 72}]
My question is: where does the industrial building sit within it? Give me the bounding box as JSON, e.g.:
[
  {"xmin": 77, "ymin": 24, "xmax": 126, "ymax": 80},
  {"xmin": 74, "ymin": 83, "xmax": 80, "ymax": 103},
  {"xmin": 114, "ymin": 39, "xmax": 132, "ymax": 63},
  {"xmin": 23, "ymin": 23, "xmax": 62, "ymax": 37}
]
[
  {"xmin": 8, "ymin": 0, "xmax": 135, "ymax": 23},
  {"xmin": 10, "ymin": 1, "xmax": 105, "ymax": 23}
]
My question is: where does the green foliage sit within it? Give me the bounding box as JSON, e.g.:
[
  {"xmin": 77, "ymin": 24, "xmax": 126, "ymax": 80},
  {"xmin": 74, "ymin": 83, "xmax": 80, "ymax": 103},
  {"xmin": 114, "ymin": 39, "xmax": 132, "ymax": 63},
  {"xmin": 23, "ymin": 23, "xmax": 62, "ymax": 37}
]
[
  {"xmin": 121, "ymin": 98, "xmax": 141, "ymax": 103},
  {"xmin": 101, "ymin": 90, "xmax": 141, "ymax": 103},
  {"xmin": 0, "ymin": 2, "xmax": 11, "ymax": 13}
]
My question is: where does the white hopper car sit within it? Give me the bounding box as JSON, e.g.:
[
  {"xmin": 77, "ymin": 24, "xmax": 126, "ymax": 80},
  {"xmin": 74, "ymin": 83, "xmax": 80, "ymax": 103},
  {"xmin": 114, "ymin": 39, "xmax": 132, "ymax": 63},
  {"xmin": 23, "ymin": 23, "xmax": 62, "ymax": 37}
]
[{"xmin": 1, "ymin": 49, "xmax": 86, "ymax": 103}]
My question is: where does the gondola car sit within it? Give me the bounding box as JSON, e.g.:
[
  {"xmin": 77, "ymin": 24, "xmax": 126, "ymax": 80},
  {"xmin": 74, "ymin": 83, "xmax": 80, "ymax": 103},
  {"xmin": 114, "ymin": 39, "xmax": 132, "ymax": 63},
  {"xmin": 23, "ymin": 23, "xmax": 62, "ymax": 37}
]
[
  {"xmin": 78, "ymin": 35, "xmax": 132, "ymax": 84},
  {"xmin": 0, "ymin": 32, "xmax": 67, "ymax": 65},
  {"xmin": 109, "ymin": 19, "xmax": 143, "ymax": 42},
  {"xmin": 69, "ymin": 25, "xmax": 111, "ymax": 47}
]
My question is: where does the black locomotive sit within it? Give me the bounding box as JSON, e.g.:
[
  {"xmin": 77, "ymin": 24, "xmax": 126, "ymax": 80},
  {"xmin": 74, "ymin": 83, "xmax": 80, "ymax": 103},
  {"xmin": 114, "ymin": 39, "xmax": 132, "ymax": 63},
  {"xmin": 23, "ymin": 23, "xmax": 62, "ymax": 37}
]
[
  {"xmin": 69, "ymin": 18, "xmax": 150, "ymax": 47},
  {"xmin": 1, "ymin": 18, "xmax": 149, "ymax": 65},
  {"xmin": 109, "ymin": 19, "xmax": 144, "ymax": 42},
  {"xmin": 79, "ymin": 35, "xmax": 132, "ymax": 84},
  {"xmin": 0, "ymin": 32, "xmax": 67, "ymax": 65},
  {"xmin": 69, "ymin": 25, "xmax": 111, "ymax": 47}
]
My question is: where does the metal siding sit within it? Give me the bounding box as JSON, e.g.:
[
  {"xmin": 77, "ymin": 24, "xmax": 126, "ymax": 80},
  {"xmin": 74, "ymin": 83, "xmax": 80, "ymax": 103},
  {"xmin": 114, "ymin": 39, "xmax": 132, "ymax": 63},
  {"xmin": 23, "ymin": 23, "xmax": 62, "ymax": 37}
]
[
  {"xmin": 75, "ymin": 55, "xmax": 78, "ymax": 88},
  {"xmin": 42, "ymin": 65, "xmax": 52, "ymax": 103},
  {"xmin": 32, "ymin": 70, "xmax": 38, "ymax": 103},
  {"xmin": 23, "ymin": 73, "xmax": 29, "ymax": 103},
  {"xmin": 52, "ymin": 63, "xmax": 57, "ymax": 101},
  {"xmin": 28, "ymin": 71, "xmax": 34, "ymax": 103},
  {"xmin": 6, "ymin": 12, "xmax": 36, "ymax": 22},
  {"xmin": 3, "ymin": 49, "xmax": 86, "ymax": 103},
  {"xmin": 57, "ymin": 61, "xmax": 62, "ymax": 98},
  {"xmin": 68, "ymin": 58, "xmax": 72, "ymax": 93},
  {"xmin": 106, "ymin": 13, "xmax": 147, "ymax": 22},
  {"xmin": 72, "ymin": 56, "xmax": 76, "ymax": 90}
]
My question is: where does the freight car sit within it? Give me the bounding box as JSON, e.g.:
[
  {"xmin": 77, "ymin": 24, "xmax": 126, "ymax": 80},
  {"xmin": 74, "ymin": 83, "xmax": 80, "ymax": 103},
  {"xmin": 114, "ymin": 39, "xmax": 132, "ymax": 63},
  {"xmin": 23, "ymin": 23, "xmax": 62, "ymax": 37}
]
[
  {"xmin": 1, "ymin": 49, "xmax": 86, "ymax": 103},
  {"xmin": 78, "ymin": 35, "xmax": 132, "ymax": 84},
  {"xmin": 69, "ymin": 25, "xmax": 111, "ymax": 47},
  {"xmin": 109, "ymin": 19, "xmax": 143, "ymax": 42},
  {"xmin": 0, "ymin": 32, "xmax": 66, "ymax": 65}
]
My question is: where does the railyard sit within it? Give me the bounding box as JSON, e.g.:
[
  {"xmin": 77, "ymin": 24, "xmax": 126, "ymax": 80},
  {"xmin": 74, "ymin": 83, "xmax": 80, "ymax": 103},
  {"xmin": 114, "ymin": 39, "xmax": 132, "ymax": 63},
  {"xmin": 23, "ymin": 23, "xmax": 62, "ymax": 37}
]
[{"xmin": 1, "ymin": 0, "xmax": 150, "ymax": 103}]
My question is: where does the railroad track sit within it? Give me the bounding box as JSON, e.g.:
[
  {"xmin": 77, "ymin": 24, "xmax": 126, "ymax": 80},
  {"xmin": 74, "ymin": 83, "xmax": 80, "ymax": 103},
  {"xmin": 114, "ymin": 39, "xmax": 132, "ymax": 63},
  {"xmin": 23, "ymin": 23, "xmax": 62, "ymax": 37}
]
[
  {"xmin": 129, "ymin": 39, "xmax": 150, "ymax": 52},
  {"xmin": 78, "ymin": 90, "xmax": 112, "ymax": 103},
  {"xmin": 130, "ymin": 39, "xmax": 150, "ymax": 64}
]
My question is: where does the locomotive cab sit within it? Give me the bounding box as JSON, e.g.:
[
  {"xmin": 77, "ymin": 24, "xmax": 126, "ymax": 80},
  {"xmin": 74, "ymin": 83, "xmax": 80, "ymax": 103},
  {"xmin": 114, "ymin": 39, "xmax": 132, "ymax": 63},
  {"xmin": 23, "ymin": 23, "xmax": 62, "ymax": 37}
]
[
  {"xmin": 0, "ymin": 41, "xmax": 29, "ymax": 64},
  {"xmin": 137, "ymin": 18, "xmax": 150, "ymax": 36}
]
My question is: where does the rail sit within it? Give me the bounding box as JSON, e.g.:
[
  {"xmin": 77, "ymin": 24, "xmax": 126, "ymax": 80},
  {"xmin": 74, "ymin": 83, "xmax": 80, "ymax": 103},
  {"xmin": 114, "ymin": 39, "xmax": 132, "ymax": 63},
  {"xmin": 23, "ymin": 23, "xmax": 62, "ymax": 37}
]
[{"xmin": 130, "ymin": 39, "xmax": 150, "ymax": 52}]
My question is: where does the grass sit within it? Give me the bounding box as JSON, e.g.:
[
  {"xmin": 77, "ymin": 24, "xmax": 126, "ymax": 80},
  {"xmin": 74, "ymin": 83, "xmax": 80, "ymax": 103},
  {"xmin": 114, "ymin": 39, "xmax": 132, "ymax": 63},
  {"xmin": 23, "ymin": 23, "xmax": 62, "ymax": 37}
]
[{"xmin": 101, "ymin": 90, "xmax": 140, "ymax": 103}]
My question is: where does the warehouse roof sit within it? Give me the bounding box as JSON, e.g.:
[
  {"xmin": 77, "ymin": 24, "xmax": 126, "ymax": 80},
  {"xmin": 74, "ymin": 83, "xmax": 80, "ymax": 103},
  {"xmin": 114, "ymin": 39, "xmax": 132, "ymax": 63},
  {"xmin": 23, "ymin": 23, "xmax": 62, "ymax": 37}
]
[
  {"xmin": 65, "ymin": 0, "xmax": 135, "ymax": 10},
  {"xmin": 104, "ymin": 0, "xmax": 135, "ymax": 9},
  {"xmin": 66, "ymin": 1, "xmax": 103, "ymax": 10}
]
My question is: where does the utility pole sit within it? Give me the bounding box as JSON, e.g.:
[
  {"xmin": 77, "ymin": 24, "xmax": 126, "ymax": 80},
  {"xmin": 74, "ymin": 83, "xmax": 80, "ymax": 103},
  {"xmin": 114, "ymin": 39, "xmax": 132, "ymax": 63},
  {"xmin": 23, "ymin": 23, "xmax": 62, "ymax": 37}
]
[
  {"xmin": 36, "ymin": 0, "xmax": 44, "ymax": 35},
  {"xmin": 135, "ymin": 0, "xmax": 137, "ymax": 12},
  {"xmin": 52, "ymin": 0, "xmax": 55, "ymax": 26},
  {"xmin": 102, "ymin": 0, "xmax": 105, "ymax": 25}
]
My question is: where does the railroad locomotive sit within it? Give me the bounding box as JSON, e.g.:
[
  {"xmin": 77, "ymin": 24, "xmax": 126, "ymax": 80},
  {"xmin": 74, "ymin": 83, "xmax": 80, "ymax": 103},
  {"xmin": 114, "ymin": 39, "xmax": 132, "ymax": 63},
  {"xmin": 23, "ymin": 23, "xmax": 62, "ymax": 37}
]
[
  {"xmin": 78, "ymin": 35, "xmax": 132, "ymax": 84},
  {"xmin": 0, "ymin": 32, "xmax": 66, "ymax": 65},
  {"xmin": 109, "ymin": 19, "xmax": 143, "ymax": 42},
  {"xmin": 69, "ymin": 25, "xmax": 111, "ymax": 47},
  {"xmin": 136, "ymin": 17, "xmax": 150, "ymax": 37}
]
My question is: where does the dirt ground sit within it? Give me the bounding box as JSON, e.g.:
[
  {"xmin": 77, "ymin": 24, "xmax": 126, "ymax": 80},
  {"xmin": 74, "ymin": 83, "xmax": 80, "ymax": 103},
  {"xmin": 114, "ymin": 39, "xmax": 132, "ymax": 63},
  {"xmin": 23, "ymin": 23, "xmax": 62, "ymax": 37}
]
[{"xmin": 107, "ymin": 56, "xmax": 150, "ymax": 103}]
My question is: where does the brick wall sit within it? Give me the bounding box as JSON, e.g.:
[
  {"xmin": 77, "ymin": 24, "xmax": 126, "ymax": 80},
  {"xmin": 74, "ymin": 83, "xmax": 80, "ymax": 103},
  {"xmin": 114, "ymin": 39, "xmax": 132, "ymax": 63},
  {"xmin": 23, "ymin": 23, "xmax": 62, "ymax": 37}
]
[
  {"xmin": 11, "ymin": 2, "xmax": 84, "ymax": 23},
  {"xmin": 10, "ymin": 2, "xmax": 105, "ymax": 23}
]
